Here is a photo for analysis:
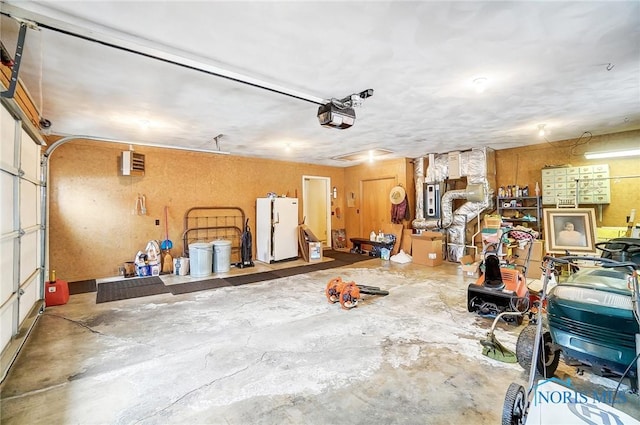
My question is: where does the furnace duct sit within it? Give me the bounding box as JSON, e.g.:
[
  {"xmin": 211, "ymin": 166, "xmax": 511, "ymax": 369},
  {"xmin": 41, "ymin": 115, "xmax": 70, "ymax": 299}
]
[{"xmin": 412, "ymin": 147, "xmax": 495, "ymax": 261}]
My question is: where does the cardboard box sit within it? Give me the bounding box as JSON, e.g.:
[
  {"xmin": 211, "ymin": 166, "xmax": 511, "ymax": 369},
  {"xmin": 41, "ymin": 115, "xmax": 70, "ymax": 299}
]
[
  {"xmin": 484, "ymin": 215, "xmax": 502, "ymax": 229},
  {"xmin": 514, "ymin": 258, "xmax": 543, "ymax": 279},
  {"xmin": 512, "ymin": 240, "xmax": 545, "ymax": 279},
  {"xmin": 298, "ymin": 225, "xmax": 321, "ymax": 261},
  {"xmin": 411, "ymin": 232, "xmax": 444, "ymax": 266},
  {"xmin": 513, "ymin": 240, "xmax": 545, "ymax": 263},
  {"xmin": 307, "ymin": 242, "xmax": 322, "ymax": 262},
  {"xmin": 460, "ymin": 254, "xmax": 481, "ymax": 277},
  {"xmin": 401, "ymin": 229, "xmax": 413, "ymax": 254}
]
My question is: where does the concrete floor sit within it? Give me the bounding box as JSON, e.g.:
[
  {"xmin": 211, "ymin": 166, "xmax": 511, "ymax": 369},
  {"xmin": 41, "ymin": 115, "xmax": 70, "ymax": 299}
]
[{"xmin": 1, "ymin": 256, "xmax": 639, "ymax": 424}]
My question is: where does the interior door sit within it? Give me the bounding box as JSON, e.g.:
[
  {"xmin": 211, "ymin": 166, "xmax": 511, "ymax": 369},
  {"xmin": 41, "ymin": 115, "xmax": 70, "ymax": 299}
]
[
  {"xmin": 302, "ymin": 176, "xmax": 330, "ymax": 247},
  {"xmin": 361, "ymin": 177, "xmax": 396, "ymax": 237}
]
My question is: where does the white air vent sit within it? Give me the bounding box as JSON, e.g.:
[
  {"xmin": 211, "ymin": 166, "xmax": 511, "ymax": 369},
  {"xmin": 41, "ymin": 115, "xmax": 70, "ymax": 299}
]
[{"xmin": 121, "ymin": 151, "xmax": 145, "ymax": 176}]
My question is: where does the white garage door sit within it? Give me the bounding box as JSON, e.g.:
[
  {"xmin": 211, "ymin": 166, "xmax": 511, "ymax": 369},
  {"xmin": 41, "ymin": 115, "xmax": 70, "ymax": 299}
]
[{"xmin": 1, "ymin": 101, "xmax": 45, "ymax": 380}]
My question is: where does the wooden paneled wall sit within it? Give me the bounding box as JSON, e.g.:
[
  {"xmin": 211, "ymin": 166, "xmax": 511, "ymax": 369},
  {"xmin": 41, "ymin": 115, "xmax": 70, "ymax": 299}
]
[
  {"xmin": 6, "ymin": 58, "xmax": 638, "ymax": 278},
  {"xmin": 495, "ymin": 130, "xmax": 639, "ymax": 227},
  {"xmin": 343, "ymin": 157, "xmax": 415, "ymax": 240},
  {"xmin": 48, "ymin": 132, "xmax": 638, "ymax": 280},
  {"xmin": 48, "ymin": 139, "xmax": 347, "ymax": 280}
]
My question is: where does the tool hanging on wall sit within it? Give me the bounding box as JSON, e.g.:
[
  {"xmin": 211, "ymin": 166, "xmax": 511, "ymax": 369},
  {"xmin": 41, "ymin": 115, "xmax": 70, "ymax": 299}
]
[
  {"xmin": 140, "ymin": 194, "xmax": 147, "ymax": 215},
  {"xmin": 133, "ymin": 193, "xmax": 147, "ymax": 215}
]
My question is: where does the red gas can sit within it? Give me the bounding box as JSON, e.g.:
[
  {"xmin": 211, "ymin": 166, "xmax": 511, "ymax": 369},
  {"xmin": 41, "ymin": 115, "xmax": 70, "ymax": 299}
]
[{"xmin": 45, "ymin": 278, "xmax": 69, "ymax": 306}]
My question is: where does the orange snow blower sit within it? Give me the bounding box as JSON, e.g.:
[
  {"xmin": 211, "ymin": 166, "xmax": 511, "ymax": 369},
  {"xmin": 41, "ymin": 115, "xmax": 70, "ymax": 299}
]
[
  {"xmin": 325, "ymin": 277, "xmax": 389, "ymax": 309},
  {"xmin": 467, "ymin": 229, "xmax": 535, "ymax": 325}
]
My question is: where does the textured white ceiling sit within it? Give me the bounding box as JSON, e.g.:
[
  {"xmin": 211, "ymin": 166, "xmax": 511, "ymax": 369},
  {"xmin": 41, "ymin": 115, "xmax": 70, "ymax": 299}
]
[{"xmin": 1, "ymin": 1, "xmax": 639, "ymax": 166}]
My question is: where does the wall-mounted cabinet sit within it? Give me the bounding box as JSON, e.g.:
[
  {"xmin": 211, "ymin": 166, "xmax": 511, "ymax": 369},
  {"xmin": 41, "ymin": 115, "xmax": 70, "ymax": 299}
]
[
  {"xmin": 541, "ymin": 164, "xmax": 610, "ymax": 205},
  {"xmin": 496, "ymin": 196, "xmax": 542, "ymax": 234}
]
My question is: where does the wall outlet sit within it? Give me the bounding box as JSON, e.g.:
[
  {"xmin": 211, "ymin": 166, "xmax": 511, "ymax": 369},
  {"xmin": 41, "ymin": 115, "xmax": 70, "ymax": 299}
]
[{"xmin": 155, "ymin": 219, "xmax": 160, "ymax": 225}]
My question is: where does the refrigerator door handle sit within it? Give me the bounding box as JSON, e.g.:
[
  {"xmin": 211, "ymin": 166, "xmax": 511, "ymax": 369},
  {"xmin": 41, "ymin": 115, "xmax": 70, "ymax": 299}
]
[{"xmin": 274, "ymin": 212, "xmax": 280, "ymax": 224}]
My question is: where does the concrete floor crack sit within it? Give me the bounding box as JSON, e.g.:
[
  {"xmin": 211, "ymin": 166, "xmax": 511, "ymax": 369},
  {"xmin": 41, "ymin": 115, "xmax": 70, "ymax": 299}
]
[
  {"xmin": 44, "ymin": 312, "xmax": 103, "ymax": 335},
  {"xmin": 133, "ymin": 362, "xmax": 256, "ymax": 424},
  {"xmin": 0, "ymin": 382, "xmax": 67, "ymax": 401}
]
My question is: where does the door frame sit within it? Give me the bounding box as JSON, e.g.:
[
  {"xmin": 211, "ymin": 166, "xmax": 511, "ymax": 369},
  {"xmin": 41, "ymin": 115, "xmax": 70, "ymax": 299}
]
[{"xmin": 302, "ymin": 175, "xmax": 332, "ymax": 248}]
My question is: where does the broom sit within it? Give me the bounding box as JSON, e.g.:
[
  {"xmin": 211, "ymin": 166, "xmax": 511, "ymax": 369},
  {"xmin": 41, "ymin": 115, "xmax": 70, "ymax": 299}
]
[{"xmin": 161, "ymin": 206, "xmax": 173, "ymax": 273}]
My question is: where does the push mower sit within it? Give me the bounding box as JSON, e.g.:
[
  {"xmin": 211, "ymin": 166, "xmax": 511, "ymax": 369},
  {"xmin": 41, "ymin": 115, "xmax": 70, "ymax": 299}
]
[
  {"xmin": 467, "ymin": 228, "xmax": 536, "ymax": 325},
  {"xmin": 325, "ymin": 277, "xmax": 389, "ymax": 309},
  {"xmin": 502, "ymin": 241, "xmax": 640, "ymax": 425}
]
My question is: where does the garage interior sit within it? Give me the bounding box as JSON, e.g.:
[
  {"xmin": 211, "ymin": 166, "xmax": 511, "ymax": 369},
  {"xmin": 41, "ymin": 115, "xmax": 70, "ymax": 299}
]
[{"xmin": 1, "ymin": 1, "xmax": 640, "ymax": 424}]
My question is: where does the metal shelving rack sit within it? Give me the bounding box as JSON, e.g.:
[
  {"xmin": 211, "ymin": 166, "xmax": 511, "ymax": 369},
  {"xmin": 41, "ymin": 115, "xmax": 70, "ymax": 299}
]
[{"xmin": 496, "ymin": 196, "xmax": 542, "ymax": 235}]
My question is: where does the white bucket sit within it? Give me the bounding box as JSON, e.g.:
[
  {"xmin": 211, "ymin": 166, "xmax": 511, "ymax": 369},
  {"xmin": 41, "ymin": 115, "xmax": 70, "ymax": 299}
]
[
  {"xmin": 212, "ymin": 239, "xmax": 232, "ymax": 273},
  {"xmin": 173, "ymin": 257, "xmax": 190, "ymax": 276},
  {"xmin": 189, "ymin": 242, "xmax": 213, "ymax": 277}
]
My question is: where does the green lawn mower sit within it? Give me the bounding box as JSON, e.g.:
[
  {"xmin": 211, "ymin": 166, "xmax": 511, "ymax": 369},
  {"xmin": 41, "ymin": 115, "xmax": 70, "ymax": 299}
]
[
  {"xmin": 502, "ymin": 241, "xmax": 640, "ymax": 425},
  {"xmin": 517, "ymin": 238, "xmax": 640, "ymax": 391}
]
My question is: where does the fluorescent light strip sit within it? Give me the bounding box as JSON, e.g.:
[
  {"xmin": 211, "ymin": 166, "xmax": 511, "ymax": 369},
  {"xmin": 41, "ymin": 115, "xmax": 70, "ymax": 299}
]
[{"xmin": 584, "ymin": 149, "xmax": 640, "ymax": 159}]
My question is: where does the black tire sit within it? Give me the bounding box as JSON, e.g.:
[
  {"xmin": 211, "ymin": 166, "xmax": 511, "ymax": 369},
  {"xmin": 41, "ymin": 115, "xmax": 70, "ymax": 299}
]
[
  {"xmin": 516, "ymin": 325, "xmax": 536, "ymax": 370},
  {"xmin": 537, "ymin": 330, "xmax": 560, "ymax": 377},
  {"xmin": 467, "ymin": 284, "xmax": 479, "ymax": 312},
  {"xmin": 515, "ymin": 325, "xmax": 560, "ymax": 377},
  {"xmin": 502, "ymin": 383, "xmax": 527, "ymax": 425}
]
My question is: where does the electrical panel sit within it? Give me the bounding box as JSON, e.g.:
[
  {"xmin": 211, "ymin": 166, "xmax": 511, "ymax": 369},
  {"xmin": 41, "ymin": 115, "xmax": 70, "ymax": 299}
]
[{"xmin": 424, "ymin": 182, "xmax": 441, "ymax": 218}]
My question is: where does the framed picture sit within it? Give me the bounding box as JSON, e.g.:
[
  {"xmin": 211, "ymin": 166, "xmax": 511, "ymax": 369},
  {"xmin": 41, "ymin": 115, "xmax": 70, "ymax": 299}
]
[{"xmin": 543, "ymin": 208, "xmax": 598, "ymax": 254}]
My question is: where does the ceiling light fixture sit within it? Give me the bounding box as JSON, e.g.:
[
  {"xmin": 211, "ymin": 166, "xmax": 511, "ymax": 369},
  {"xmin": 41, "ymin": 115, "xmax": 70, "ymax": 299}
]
[
  {"xmin": 538, "ymin": 124, "xmax": 546, "ymax": 137},
  {"xmin": 473, "ymin": 77, "xmax": 488, "ymax": 94},
  {"xmin": 584, "ymin": 149, "xmax": 640, "ymax": 160}
]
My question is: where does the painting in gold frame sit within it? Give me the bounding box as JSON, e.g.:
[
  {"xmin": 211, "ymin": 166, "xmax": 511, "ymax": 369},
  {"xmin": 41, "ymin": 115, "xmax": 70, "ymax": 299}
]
[{"xmin": 543, "ymin": 208, "xmax": 598, "ymax": 255}]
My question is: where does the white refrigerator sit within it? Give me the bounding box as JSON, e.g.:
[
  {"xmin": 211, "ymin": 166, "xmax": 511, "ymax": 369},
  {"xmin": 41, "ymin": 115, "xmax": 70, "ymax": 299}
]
[{"xmin": 256, "ymin": 197, "xmax": 299, "ymax": 263}]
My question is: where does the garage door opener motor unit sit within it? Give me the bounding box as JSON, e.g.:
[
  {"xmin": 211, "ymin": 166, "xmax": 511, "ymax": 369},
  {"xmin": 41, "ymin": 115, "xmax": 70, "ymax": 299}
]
[{"xmin": 317, "ymin": 89, "xmax": 373, "ymax": 130}]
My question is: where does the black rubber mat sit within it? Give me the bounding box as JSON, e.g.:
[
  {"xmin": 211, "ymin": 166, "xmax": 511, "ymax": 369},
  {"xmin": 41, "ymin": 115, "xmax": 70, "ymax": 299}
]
[
  {"xmin": 322, "ymin": 250, "xmax": 372, "ymax": 263},
  {"xmin": 96, "ymin": 277, "xmax": 170, "ymax": 303},
  {"xmin": 92, "ymin": 250, "xmax": 371, "ymax": 302},
  {"xmin": 68, "ymin": 279, "xmax": 97, "ymax": 295},
  {"xmin": 271, "ymin": 261, "xmax": 345, "ymax": 278},
  {"xmin": 222, "ymin": 272, "xmax": 280, "ymax": 286},
  {"xmin": 271, "ymin": 266, "xmax": 318, "ymax": 278},
  {"xmin": 168, "ymin": 278, "xmax": 230, "ymax": 295}
]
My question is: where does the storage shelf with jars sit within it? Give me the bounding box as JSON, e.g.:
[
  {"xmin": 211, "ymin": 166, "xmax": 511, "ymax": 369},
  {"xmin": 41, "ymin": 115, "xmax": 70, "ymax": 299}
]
[{"xmin": 496, "ymin": 196, "xmax": 542, "ymax": 234}]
